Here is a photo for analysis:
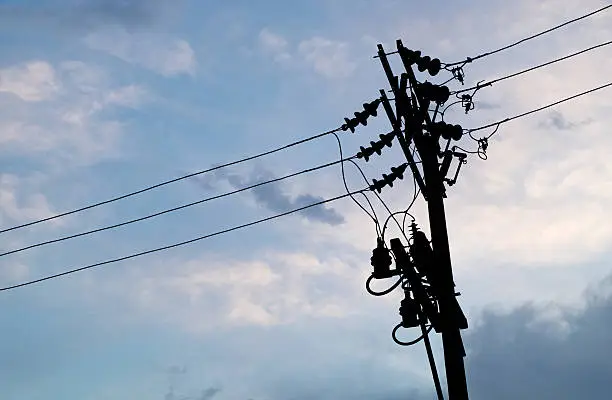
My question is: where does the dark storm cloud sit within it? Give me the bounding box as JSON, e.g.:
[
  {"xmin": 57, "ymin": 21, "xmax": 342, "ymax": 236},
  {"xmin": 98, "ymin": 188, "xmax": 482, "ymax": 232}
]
[
  {"xmin": 190, "ymin": 166, "xmax": 345, "ymax": 226},
  {"xmin": 464, "ymin": 275, "xmax": 612, "ymax": 400},
  {"xmin": 253, "ymin": 275, "xmax": 612, "ymax": 400}
]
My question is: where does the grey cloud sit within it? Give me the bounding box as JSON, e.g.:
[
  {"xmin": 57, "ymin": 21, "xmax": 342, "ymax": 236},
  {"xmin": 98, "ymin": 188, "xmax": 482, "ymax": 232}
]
[
  {"xmin": 0, "ymin": 0, "xmax": 177, "ymax": 31},
  {"xmin": 464, "ymin": 276, "xmax": 612, "ymax": 400},
  {"xmin": 167, "ymin": 365, "xmax": 187, "ymax": 375},
  {"xmin": 190, "ymin": 166, "xmax": 345, "ymax": 226},
  {"xmin": 539, "ymin": 111, "xmax": 593, "ymax": 131},
  {"xmin": 475, "ymin": 101, "xmax": 500, "ymax": 110},
  {"xmin": 198, "ymin": 386, "xmax": 222, "ymax": 400},
  {"xmin": 164, "ymin": 385, "xmax": 221, "ymax": 400}
]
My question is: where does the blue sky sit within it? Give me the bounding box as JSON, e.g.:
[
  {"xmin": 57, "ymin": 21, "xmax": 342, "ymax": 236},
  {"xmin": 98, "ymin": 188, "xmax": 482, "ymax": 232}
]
[{"xmin": 1, "ymin": 0, "xmax": 612, "ymax": 399}]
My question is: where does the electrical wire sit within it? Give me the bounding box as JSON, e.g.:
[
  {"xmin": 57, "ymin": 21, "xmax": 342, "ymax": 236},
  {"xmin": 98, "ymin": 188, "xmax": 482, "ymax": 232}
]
[
  {"xmin": 452, "ymin": 39, "xmax": 612, "ymax": 95},
  {"xmin": 381, "ymin": 146, "xmax": 421, "ymax": 242},
  {"xmin": 0, "ymin": 127, "xmax": 342, "ymax": 235},
  {"xmin": 0, "ymin": 157, "xmax": 354, "ymax": 259},
  {"xmin": 365, "ymin": 274, "xmax": 403, "ymax": 296},
  {"xmin": 444, "ymin": 4, "xmax": 612, "ymax": 67},
  {"xmin": 0, "ymin": 189, "xmax": 366, "ymax": 292},
  {"xmin": 347, "ymin": 154, "xmax": 412, "ymax": 244},
  {"xmin": 381, "ymin": 179, "xmax": 419, "ymax": 242},
  {"xmin": 467, "ymin": 80, "xmax": 612, "ymax": 136},
  {"xmin": 332, "ymin": 132, "xmax": 382, "ymax": 236},
  {"xmin": 392, "ymin": 322, "xmax": 433, "ymax": 346},
  {"xmin": 347, "ymin": 159, "xmax": 383, "ymax": 232}
]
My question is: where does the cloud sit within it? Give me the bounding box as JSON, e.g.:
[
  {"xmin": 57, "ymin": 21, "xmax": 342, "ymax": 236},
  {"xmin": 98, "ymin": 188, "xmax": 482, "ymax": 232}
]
[
  {"xmin": 0, "ymin": 60, "xmax": 148, "ymax": 164},
  {"xmin": 0, "ymin": 61, "xmax": 59, "ymax": 101},
  {"xmin": 194, "ymin": 166, "xmax": 345, "ymax": 226},
  {"xmin": 475, "ymin": 100, "xmax": 500, "ymax": 110},
  {"xmin": 298, "ymin": 37, "xmax": 356, "ymax": 79},
  {"xmin": 198, "ymin": 386, "xmax": 222, "ymax": 400},
  {"xmin": 82, "ymin": 250, "xmax": 360, "ymax": 331},
  {"xmin": 465, "ymin": 276, "xmax": 612, "ymax": 399},
  {"xmin": 258, "ymin": 28, "xmax": 292, "ymax": 63},
  {"xmin": 85, "ymin": 27, "xmax": 197, "ymax": 76},
  {"xmin": 538, "ymin": 110, "xmax": 593, "ymax": 131},
  {"xmin": 0, "ymin": 174, "xmax": 56, "ymax": 226},
  {"xmin": 0, "ymin": 0, "xmax": 178, "ymax": 31},
  {"xmin": 75, "ymin": 0, "xmax": 176, "ymax": 27},
  {"xmin": 256, "ymin": 30, "xmax": 356, "ymax": 79}
]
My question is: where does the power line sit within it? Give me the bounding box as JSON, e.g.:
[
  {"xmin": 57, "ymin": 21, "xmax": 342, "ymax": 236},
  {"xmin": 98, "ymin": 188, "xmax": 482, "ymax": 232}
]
[
  {"xmin": 452, "ymin": 39, "xmax": 612, "ymax": 95},
  {"xmin": 0, "ymin": 127, "xmax": 342, "ymax": 235},
  {"xmin": 467, "ymin": 80, "xmax": 612, "ymax": 135},
  {"xmin": 445, "ymin": 4, "xmax": 612, "ymax": 67},
  {"xmin": 0, "ymin": 157, "xmax": 354, "ymax": 259},
  {"xmin": 0, "ymin": 189, "xmax": 366, "ymax": 292}
]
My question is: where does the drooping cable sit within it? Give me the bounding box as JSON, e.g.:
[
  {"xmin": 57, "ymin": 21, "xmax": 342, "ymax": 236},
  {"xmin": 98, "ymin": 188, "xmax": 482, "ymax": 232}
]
[
  {"xmin": 0, "ymin": 189, "xmax": 366, "ymax": 292},
  {"xmin": 331, "ymin": 132, "xmax": 382, "ymax": 236},
  {"xmin": 0, "ymin": 157, "xmax": 354, "ymax": 258},
  {"xmin": 0, "ymin": 127, "xmax": 343, "ymax": 234},
  {"xmin": 365, "ymin": 274, "xmax": 403, "ymax": 297},
  {"xmin": 444, "ymin": 4, "xmax": 612, "ymax": 67},
  {"xmin": 381, "ymin": 146, "xmax": 420, "ymax": 241}
]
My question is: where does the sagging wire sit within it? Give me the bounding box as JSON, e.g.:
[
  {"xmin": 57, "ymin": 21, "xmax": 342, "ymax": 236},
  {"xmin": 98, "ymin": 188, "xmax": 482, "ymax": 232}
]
[
  {"xmin": 332, "ymin": 132, "xmax": 382, "ymax": 237},
  {"xmin": 468, "ymin": 127, "xmax": 494, "ymax": 160},
  {"xmin": 366, "ymin": 273, "xmax": 403, "ymax": 297},
  {"xmin": 438, "ymin": 100, "xmax": 463, "ymax": 122},
  {"xmin": 377, "ymin": 142, "xmax": 423, "ymax": 244},
  {"xmin": 381, "ymin": 174, "xmax": 419, "ymax": 242},
  {"xmin": 392, "ymin": 321, "xmax": 434, "ymax": 346},
  {"xmin": 349, "ymin": 157, "xmax": 413, "ymax": 298},
  {"xmin": 453, "ymin": 143, "xmax": 488, "ymax": 161}
]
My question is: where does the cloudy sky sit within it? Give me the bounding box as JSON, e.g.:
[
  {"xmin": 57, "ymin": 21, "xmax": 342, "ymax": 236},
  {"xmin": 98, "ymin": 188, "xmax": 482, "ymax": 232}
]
[{"xmin": 1, "ymin": 0, "xmax": 611, "ymax": 399}]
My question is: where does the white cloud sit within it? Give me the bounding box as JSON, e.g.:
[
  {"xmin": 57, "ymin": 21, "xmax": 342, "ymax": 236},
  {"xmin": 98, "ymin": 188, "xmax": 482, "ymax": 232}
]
[
  {"xmin": 259, "ymin": 28, "xmax": 288, "ymax": 53},
  {"xmin": 85, "ymin": 27, "xmax": 197, "ymax": 76},
  {"xmin": 229, "ymin": 0, "xmax": 612, "ymax": 316},
  {"xmin": 76, "ymin": 250, "xmax": 364, "ymax": 331},
  {"xmin": 298, "ymin": 37, "xmax": 356, "ymax": 79},
  {"xmin": 0, "ymin": 61, "xmax": 59, "ymax": 101},
  {"xmin": 0, "ymin": 174, "xmax": 56, "ymax": 225},
  {"xmin": 104, "ymin": 84, "xmax": 148, "ymax": 108},
  {"xmin": 0, "ymin": 60, "xmax": 149, "ymax": 164},
  {"xmin": 258, "ymin": 28, "xmax": 292, "ymax": 63}
]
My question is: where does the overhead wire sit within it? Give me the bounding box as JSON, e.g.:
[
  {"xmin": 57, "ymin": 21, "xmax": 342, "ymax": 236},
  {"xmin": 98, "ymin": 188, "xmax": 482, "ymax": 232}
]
[
  {"xmin": 444, "ymin": 4, "xmax": 612, "ymax": 67},
  {"xmin": 0, "ymin": 127, "xmax": 343, "ymax": 235},
  {"xmin": 0, "ymin": 157, "xmax": 355, "ymax": 258},
  {"xmin": 332, "ymin": 132, "xmax": 382, "ymax": 236},
  {"xmin": 0, "ymin": 189, "xmax": 367, "ymax": 292},
  {"xmin": 345, "ymin": 156, "xmax": 410, "ymax": 241},
  {"xmin": 467, "ymin": 80, "xmax": 612, "ymax": 137},
  {"xmin": 452, "ymin": 39, "xmax": 612, "ymax": 95}
]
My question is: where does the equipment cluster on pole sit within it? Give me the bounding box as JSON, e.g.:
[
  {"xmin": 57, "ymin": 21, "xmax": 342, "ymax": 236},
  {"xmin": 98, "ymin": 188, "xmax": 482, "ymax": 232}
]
[{"xmin": 348, "ymin": 39, "xmax": 475, "ymax": 400}]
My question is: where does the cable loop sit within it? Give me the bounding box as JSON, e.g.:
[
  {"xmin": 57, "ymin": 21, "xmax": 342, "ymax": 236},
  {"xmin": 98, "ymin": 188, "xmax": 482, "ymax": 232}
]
[
  {"xmin": 392, "ymin": 323, "xmax": 433, "ymax": 346},
  {"xmin": 366, "ymin": 274, "xmax": 403, "ymax": 297}
]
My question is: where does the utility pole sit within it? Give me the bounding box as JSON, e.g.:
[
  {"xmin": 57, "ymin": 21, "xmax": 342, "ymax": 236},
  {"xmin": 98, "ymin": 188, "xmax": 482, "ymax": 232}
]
[{"xmin": 374, "ymin": 41, "xmax": 469, "ymax": 400}]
